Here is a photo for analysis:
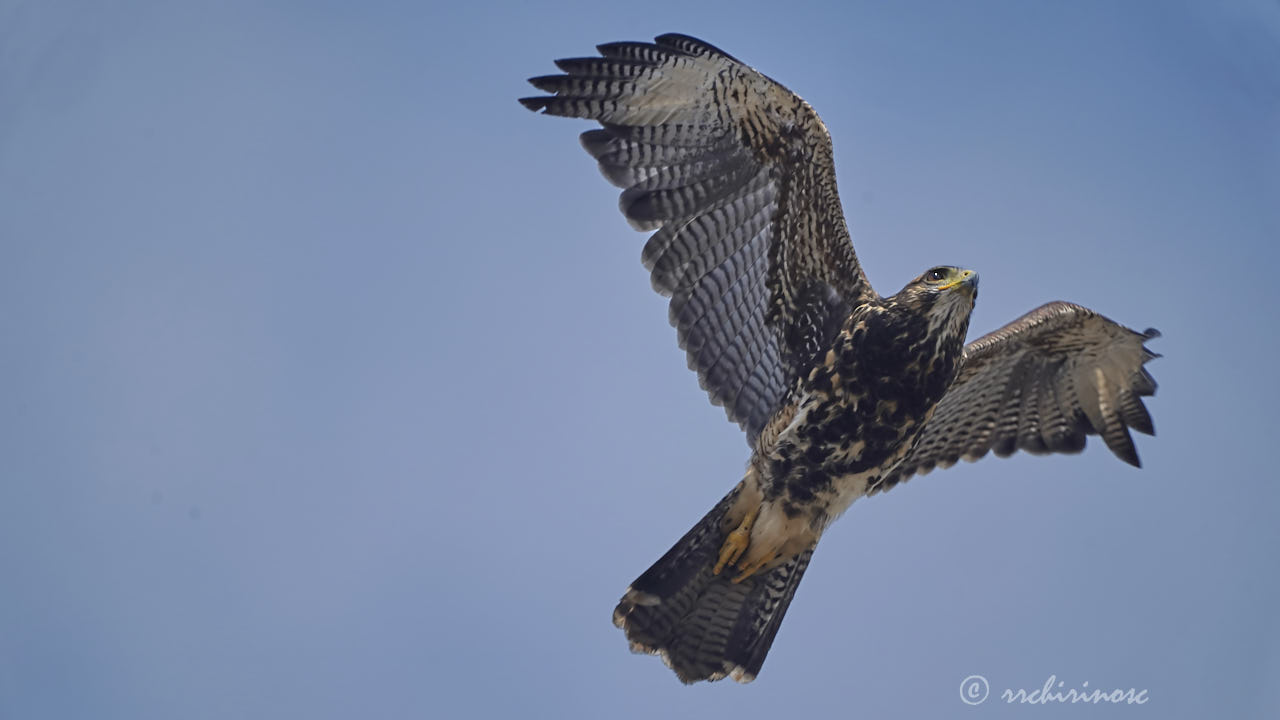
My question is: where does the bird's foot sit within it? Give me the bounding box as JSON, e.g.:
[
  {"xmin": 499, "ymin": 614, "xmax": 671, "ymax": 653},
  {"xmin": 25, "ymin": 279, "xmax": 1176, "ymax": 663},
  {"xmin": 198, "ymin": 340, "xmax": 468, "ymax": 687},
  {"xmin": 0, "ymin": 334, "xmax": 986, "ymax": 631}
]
[
  {"xmin": 713, "ymin": 505, "xmax": 758, "ymax": 576},
  {"xmin": 732, "ymin": 547, "xmax": 778, "ymax": 584},
  {"xmin": 719, "ymin": 499, "xmax": 814, "ymax": 583}
]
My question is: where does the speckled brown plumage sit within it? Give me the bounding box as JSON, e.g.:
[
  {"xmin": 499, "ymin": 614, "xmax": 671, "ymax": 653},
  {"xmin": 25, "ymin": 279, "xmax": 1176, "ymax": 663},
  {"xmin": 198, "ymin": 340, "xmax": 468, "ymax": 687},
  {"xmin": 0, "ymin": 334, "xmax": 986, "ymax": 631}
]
[{"xmin": 522, "ymin": 33, "xmax": 1160, "ymax": 684}]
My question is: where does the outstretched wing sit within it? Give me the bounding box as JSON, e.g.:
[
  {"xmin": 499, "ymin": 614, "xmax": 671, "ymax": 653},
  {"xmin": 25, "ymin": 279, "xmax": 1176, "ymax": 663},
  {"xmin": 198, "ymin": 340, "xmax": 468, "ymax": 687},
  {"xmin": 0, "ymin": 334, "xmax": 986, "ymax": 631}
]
[
  {"xmin": 521, "ymin": 34, "xmax": 873, "ymax": 442},
  {"xmin": 873, "ymin": 302, "xmax": 1160, "ymax": 493}
]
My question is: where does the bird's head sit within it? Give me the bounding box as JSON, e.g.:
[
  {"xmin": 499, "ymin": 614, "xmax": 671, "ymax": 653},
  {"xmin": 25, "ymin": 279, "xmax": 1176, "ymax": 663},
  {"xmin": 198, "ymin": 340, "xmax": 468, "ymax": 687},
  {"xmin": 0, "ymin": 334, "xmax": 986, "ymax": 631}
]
[{"xmin": 890, "ymin": 265, "xmax": 979, "ymax": 342}]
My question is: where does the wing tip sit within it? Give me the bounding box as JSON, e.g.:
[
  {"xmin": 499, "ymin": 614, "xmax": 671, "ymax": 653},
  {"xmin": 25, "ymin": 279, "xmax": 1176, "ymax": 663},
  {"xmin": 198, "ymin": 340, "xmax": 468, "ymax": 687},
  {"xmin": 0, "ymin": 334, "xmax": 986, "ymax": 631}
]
[
  {"xmin": 526, "ymin": 74, "xmax": 564, "ymax": 93},
  {"xmin": 653, "ymin": 33, "xmax": 738, "ymax": 61},
  {"xmin": 518, "ymin": 95, "xmax": 550, "ymax": 112},
  {"xmin": 1115, "ymin": 446, "xmax": 1143, "ymax": 468},
  {"xmin": 1140, "ymin": 326, "xmax": 1162, "ymax": 361}
]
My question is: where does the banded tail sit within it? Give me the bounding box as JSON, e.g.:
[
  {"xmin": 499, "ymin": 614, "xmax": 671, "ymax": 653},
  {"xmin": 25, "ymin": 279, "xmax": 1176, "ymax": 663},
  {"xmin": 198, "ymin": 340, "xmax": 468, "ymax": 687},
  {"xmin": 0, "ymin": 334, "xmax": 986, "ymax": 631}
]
[{"xmin": 612, "ymin": 486, "xmax": 816, "ymax": 683}]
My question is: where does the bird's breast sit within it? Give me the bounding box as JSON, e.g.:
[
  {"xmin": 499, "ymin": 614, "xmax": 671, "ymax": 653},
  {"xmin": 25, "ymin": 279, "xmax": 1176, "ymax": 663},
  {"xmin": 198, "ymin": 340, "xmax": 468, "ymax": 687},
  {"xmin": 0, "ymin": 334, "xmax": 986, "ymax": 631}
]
[{"xmin": 760, "ymin": 332, "xmax": 951, "ymax": 525}]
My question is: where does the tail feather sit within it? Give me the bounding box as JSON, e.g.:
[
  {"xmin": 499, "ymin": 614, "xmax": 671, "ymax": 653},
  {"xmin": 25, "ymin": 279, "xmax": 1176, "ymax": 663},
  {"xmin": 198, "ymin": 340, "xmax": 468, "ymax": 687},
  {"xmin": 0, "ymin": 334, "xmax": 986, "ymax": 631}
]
[{"xmin": 613, "ymin": 488, "xmax": 816, "ymax": 683}]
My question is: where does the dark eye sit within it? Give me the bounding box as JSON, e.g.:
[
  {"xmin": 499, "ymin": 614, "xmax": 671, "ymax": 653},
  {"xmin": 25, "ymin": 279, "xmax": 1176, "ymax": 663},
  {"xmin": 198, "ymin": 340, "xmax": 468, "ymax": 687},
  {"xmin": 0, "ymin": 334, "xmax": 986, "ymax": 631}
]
[{"xmin": 927, "ymin": 267, "xmax": 947, "ymax": 282}]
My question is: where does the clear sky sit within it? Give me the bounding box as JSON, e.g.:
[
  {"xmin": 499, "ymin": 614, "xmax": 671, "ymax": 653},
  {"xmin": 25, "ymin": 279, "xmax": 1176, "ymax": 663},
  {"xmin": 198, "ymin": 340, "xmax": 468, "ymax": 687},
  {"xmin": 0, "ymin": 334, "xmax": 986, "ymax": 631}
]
[{"xmin": 2, "ymin": 1, "xmax": 1278, "ymax": 718}]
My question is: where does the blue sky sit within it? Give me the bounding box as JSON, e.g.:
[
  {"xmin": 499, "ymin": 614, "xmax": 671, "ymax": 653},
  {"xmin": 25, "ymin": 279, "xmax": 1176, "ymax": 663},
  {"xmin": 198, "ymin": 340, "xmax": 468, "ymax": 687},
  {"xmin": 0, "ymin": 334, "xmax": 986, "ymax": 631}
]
[{"xmin": 2, "ymin": 1, "xmax": 1278, "ymax": 717}]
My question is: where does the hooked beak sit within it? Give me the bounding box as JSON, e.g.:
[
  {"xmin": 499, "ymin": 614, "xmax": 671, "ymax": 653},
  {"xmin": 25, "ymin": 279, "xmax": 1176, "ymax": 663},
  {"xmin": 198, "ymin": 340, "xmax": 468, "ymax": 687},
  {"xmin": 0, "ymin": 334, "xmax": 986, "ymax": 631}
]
[{"xmin": 940, "ymin": 269, "xmax": 978, "ymax": 296}]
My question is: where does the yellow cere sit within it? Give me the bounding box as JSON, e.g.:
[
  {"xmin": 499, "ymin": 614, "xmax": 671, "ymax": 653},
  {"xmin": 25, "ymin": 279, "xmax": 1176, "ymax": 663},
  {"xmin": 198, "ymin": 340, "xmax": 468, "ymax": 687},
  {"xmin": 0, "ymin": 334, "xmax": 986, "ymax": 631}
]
[{"xmin": 939, "ymin": 269, "xmax": 975, "ymax": 291}]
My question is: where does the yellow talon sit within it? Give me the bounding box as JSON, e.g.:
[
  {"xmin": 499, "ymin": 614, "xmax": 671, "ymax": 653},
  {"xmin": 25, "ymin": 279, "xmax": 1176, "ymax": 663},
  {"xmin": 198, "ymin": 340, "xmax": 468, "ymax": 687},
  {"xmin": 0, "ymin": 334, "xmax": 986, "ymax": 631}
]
[
  {"xmin": 714, "ymin": 505, "xmax": 759, "ymax": 575},
  {"xmin": 714, "ymin": 528, "xmax": 749, "ymax": 575},
  {"xmin": 732, "ymin": 548, "xmax": 777, "ymax": 584}
]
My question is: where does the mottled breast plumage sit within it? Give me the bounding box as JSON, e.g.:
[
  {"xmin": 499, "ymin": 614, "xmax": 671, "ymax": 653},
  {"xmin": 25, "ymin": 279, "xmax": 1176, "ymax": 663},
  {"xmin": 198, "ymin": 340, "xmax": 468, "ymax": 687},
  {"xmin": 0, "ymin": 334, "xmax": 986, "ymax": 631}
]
[{"xmin": 759, "ymin": 290, "xmax": 972, "ymax": 526}]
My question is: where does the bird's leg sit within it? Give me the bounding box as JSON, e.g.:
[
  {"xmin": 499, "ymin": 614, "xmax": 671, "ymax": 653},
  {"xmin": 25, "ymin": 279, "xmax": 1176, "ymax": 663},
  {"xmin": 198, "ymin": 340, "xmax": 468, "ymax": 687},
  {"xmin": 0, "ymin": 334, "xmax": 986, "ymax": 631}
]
[
  {"xmin": 713, "ymin": 504, "xmax": 757, "ymax": 576},
  {"xmin": 726, "ymin": 500, "xmax": 818, "ymax": 584}
]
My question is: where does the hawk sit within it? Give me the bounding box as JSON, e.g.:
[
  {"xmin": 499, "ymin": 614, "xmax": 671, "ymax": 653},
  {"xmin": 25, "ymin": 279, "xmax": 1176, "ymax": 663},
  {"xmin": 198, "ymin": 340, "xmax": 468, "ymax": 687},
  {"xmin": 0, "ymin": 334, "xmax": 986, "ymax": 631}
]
[{"xmin": 520, "ymin": 34, "xmax": 1160, "ymax": 684}]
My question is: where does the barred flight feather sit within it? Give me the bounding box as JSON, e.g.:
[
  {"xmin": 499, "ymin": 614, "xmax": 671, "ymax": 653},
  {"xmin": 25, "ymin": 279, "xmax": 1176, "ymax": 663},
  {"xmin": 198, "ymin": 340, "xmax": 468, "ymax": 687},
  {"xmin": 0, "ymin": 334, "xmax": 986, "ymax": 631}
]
[
  {"xmin": 521, "ymin": 32, "xmax": 872, "ymax": 439},
  {"xmin": 876, "ymin": 302, "xmax": 1159, "ymax": 492}
]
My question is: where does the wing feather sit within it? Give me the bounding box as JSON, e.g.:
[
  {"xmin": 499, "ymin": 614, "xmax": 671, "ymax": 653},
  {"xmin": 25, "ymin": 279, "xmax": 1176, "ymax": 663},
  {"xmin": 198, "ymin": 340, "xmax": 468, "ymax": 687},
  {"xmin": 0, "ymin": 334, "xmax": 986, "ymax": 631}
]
[
  {"xmin": 522, "ymin": 34, "xmax": 873, "ymax": 440},
  {"xmin": 872, "ymin": 302, "xmax": 1159, "ymax": 493}
]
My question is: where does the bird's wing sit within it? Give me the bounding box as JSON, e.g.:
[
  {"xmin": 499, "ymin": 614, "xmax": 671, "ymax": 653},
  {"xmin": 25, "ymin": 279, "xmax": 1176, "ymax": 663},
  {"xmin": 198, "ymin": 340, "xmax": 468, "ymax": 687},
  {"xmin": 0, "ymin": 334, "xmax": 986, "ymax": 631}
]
[
  {"xmin": 521, "ymin": 34, "xmax": 873, "ymax": 442},
  {"xmin": 872, "ymin": 301, "xmax": 1160, "ymax": 493}
]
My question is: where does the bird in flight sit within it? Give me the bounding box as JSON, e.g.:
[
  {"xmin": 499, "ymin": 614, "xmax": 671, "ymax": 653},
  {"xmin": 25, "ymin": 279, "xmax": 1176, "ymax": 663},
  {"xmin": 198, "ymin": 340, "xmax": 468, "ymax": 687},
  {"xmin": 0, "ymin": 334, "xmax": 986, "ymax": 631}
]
[{"xmin": 520, "ymin": 33, "xmax": 1159, "ymax": 684}]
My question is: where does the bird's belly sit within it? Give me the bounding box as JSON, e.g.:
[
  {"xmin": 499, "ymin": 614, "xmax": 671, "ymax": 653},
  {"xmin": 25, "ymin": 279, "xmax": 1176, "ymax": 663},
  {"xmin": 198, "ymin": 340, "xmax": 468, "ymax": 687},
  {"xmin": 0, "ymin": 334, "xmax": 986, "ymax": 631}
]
[
  {"xmin": 764, "ymin": 383, "xmax": 934, "ymax": 530},
  {"xmin": 790, "ymin": 416, "xmax": 924, "ymax": 530},
  {"xmin": 820, "ymin": 471, "xmax": 873, "ymax": 528}
]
